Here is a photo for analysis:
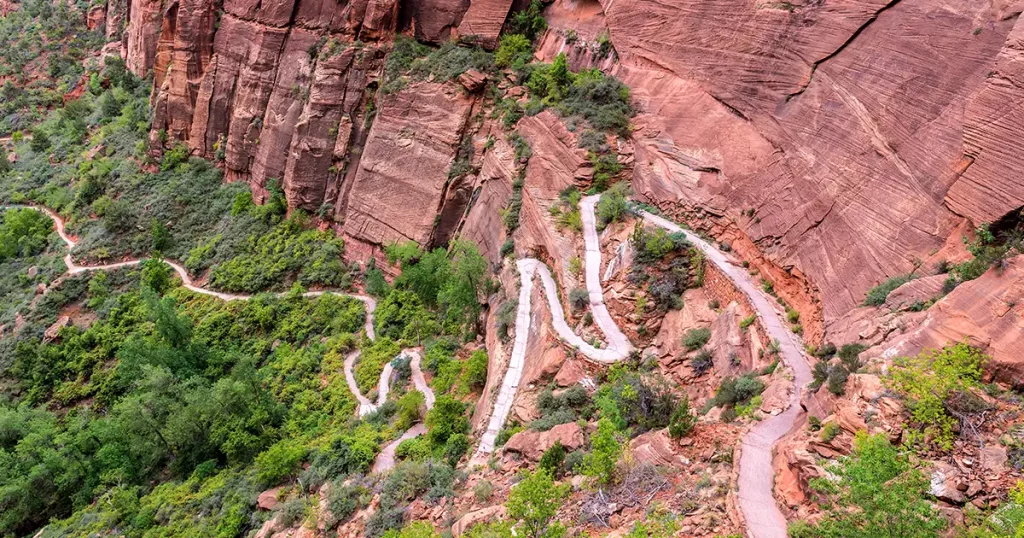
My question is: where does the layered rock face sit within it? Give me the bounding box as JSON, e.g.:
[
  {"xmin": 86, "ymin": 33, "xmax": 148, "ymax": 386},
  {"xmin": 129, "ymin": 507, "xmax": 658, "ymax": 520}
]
[
  {"xmin": 587, "ymin": 0, "xmax": 1024, "ymax": 330},
  {"xmin": 118, "ymin": 0, "xmax": 522, "ymax": 260},
  {"xmin": 339, "ymin": 81, "xmax": 475, "ymax": 260}
]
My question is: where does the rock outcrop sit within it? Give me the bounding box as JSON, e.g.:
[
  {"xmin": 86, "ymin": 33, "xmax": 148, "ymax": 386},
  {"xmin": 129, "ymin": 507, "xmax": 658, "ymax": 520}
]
[
  {"xmin": 871, "ymin": 255, "xmax": 1024, "ymax": 384},
  {"xmin": 339, "ymin": 81, "xmax": 475, "ymax": 259},
  {"xmin": 503, "ymin": 422, "xmax": 585, "ymax": 461},
  {"xmin": 561, "ymin": 0, "xmax": 1024, "ymax": 332}
]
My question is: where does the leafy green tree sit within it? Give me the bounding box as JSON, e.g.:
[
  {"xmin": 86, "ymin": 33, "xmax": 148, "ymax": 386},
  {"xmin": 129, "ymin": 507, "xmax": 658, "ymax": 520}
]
[
  {"xmin": 582, "ymin": 417, "xmax": 621, "ymax": 485},
  {"xmin": 151, "ymin": 218, "xmax": 171, "ymax": 251},
  {"xmin": 506, "ymin": 468, "xmax": 569, "ymax": 538},
  {"xmin": 0, "ymin": 208, "xmax": 51, "ymax": 260},
  {"xmin": 791, "ymin": 432, "xmax": 946, "ymax": 538},
  {"xmin": 465, "ymin": 349, "xmax": 488, "ymax": 390},
  {"xmin": 0, "ymin": 148, "xmax": 10, "ymax": 175},
  {"xmin": 438, "ymin": 239, "xmax": 488, "ymax": 334},
  {"xmin": 395, "ymin": 390, "xmax": 425, "ymax": 430},
  {"xmin": 426, "ymin": 395, "xmax": 468, "ymax": 448},
  {"xmin": 668, "ymin": 395, "xmax": 696, "ymax": 439},
  {"xmin": 538, "ymin": 441, "xmax": 565, "ymax": 476},
  {"xmin": 495, "ymin": 34, "xmax": 533, "ymax": 69},
  {"xmin": 140, "ymin": 257, "xmax": 174, "ymax": 294},
  {"xmin": 255, "ymin": 439, "xmax": 306, "ymax": 487},
  {"xmin": 506, "ymin": 0, "xmax": 548, "ymax": 41},
  {"xmin": 886, "ymin": 341, "xmax": 987, "ymax": 451},
  {"xmin": 596, "ymin": 181, "xmax": 630, "ymax": 227}
]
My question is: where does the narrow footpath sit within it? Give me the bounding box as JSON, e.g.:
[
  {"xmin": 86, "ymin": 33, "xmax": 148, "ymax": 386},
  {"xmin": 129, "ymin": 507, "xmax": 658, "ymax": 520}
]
[
  {"xmin": 4, "ymin": 204, "xmax": 431, "ymax": 475},
  {"xmin": 468, "ymin": 199, "xmax": 810, "ymax": 538},
  {"xmin": 7, "ymin": 196, "xmax": 811, "ymax": 534}
]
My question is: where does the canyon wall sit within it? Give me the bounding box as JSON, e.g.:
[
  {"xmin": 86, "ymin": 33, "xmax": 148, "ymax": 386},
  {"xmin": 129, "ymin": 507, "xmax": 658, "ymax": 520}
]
[
  {"xmin": 116, "ymin": 0, "xmax": 515, "ymax": 261},
  {"xmin": 109, "ymin": 0, "xmax": 1024, "ymax": 330},
  {"xmin": 592, "ymin": 0, "xmax": 1024, "ymax": 331}
]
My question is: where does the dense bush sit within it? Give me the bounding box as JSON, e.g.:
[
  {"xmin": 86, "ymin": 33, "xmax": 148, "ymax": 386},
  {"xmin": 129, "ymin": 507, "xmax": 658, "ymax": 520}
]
[
  {"xmin": 596, "ymin": 182, "xmax": 630, "ymax": 227},
  {"xmin": 532, "ymin": 385, "xmax": 592, "ymax": 431},
  {"xmin": 791, "ymin": 433, "xmax": 945, "ymax": 538},
  {"xmin": 863, "ymin": 273, "xmax": 915, "ymax": 306},
  {"xmin": 682, "ymin": 327, "xmax": 711, "ymax": 351},
  {"xmin": 690, "ymin": 348, "xmax": 714, "ymax": 375},
  {"xmin": 426, "ymin": 395, "xmax": 469, "ymax": 449},
  {"xmin": 0, "ymin": 208, "xmax": 52, "ymax": 260},
  {"xmin": 523, "ymin": 53, "xmax": 634, "ymax": 135},
  {"xmin": 594, "ymin": 366, "xmax": 676, "ymax": 433},
  {"xmin": 886, "ymin": 341, "xmax": 987, "ymax": 451},
  {"xmin": 712, "ymin": 374, "xmax": 765, "ymax": 409},
  {"xmin": 668, "ymin": 395, "xmax": 696, "ymax": 438},
  {"xmin": 465, "ymin": 349, "xmax": 488, "ymax": 390}
]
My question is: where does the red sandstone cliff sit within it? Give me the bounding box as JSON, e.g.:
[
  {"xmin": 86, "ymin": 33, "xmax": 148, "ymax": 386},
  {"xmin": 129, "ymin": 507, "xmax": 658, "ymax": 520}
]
[{"xmin": 108, "ymin": 0, "xmax": 1024, "ymax": 336}]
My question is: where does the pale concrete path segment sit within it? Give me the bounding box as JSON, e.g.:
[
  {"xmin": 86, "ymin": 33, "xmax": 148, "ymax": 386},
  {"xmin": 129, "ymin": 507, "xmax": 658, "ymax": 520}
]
[
  {"xmin": 471, "ymin": 197, "xmax": 637, "ymax": 462},
  {"xmin": 371, "ymin": 349, "xmax": 436, "ymax": 473},
  {"xmin": 639, "ymin": 210, "xmax": 812, "ymax": 538}
]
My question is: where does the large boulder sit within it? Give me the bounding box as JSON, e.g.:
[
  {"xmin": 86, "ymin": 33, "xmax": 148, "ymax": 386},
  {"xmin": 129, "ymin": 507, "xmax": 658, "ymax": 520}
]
[
  {"xmin": 503, "ymin": 422, "xmax": 585, "ymax": 461},
  {"xmin": 452, "ymin": 505, "xmax": 506, "ymax": 537},
  {"xmin": 629, "ymin": 429, "xmax": 687, "ymax": 467}
]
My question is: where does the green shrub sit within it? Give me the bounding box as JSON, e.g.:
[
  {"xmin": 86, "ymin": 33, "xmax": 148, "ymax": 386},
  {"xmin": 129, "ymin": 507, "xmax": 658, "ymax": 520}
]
[
  {"xmin": 473, "ymin": 480, "xmax": 494, "ymax": 502},
  {"xmin": 255, "ymin": 440, "xmax": 306, "ymax": 487},
  {"xmin": 819, "ymin": 422, "xmax": 841, "ymax": 443},
  {"xmin": 593, "ymin": 368, "xmax": 675, "ymax": 433},
  {"xmin": 667, "ymin": 395, "xmax": 696, "ymax": 438},
  {"xmin": 885, "ymin": 341, "xmax": 987, "ymax": 451},
  {"xmin": 465, "ymin": 349, "xmax": 488, "ymax": 390},
  {"xmin": 596, "ymin": 181, "xmax": 630, "ymax": 227},
  {"xmin": 395, "ymin": 436, "xmax": 431, "ymax": 462},
  {"xmin": 569, "ymin": 288, "xmax": 589, "ymax": 311},
  {"xmin": 506, "ymin": 467, "xmax": 568, "ymax": 538},
  {"xmin": 582, "ymin": 418, "xmax": 621, "ymax": 485},
  {"xmin": 690, "ymin": 348, "xmax": 713, "ymax": 376},
  {"xmin": 396, "ymin": 390, "xmax": 425, "ymax": 430},
  {"xmin": 863, "ymin": 273, "xmax": 915, "ymax": 306},
  {"xmin": 797, "ymin": 433, "xmax": 946, "ymax": 538},
  {"xmin": 324, "ymin": 481, "xmax": 365, "ymax": 528},
  {"xmin": 444, "ymin": 433, "xmax": 470, "ymax": 465},
  {"xmin": 0, "ymin": 208, "xmax": 52, "ymax": 260},
  {"xmin": 426, "ymin": 395, "xmax": 468, "ymax": 448},
  {"xmin": 712, "ymin": 374, "xmax": 765, "ymax": 408},
  {"xmin": 681, "ymin": 327, "xmax": 711, "ymax": 350},
  {"xmin": 495, "ymin": 34, "xmax": 533, "ymax": 69},
  {"xmin": 506, "ymin": 0, "xmax": 547, "ymax": 40},
  {"xmin": 538, "ymin": 441, "xmax": 566, "ymax": 476}
]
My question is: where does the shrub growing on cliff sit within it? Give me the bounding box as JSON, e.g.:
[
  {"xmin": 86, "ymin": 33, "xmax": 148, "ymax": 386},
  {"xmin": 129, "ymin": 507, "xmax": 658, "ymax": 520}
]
[
  {"xmin": 496, "ymin": 34, "xmax": 533, "ymax": 69},
  {"xmin": 583, "ymin": 417, "xmax": 621, "ymax": 486},
  {"xmin": 790, "ymin": 433, "xmax": 945, "ymax": 538},
  {"xmin": 885, "ymin": 341, "xmax": 987, "ymax": 451},
  {"xmin": 863, "ymin": 273, "xmax": 915, "ymax": 306},
  {"xmin": 681, "ymin": 327, "xmax": 711, "ymax": 350},
  {"xmin": 667, "ymin": 395, "xmax": 696, "ymax": 439},
  {"xmin": 596, "ymin": 181, "xmax": 630, "ymax": 228},
  {"xmin": 507, "ymin": 468, "xmax": 569, "ymax": 538},
  {"xmin": 712, "ymin": 374, "xmax": 765, "ymax": 409}
]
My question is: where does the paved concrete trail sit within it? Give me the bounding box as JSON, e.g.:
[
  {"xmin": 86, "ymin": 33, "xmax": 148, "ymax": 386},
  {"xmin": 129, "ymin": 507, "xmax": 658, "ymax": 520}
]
[
  {"xmin": 10, "ymin": 196, "xmax": 811, "ymax": 530},
  {"xmin": 4, "ymin": 204, "xmax": 433, "ymax": 475},
  {"xmin": 467, "ymin": 198, "xmax": 810, "ymax": 537},
  {"xmin": 640, "ymin": 210, "xmax": 812, "ymax": 538}
]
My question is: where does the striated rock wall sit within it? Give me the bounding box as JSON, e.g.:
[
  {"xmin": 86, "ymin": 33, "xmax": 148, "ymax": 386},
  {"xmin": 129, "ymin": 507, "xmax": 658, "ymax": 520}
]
[
  {"xmin": 578, "ymin": 0, "xmax": 1024, "ymax": 332},
  {"xmin": 340, "ymin": 81, "xmax": 476, "ymax": 260}
]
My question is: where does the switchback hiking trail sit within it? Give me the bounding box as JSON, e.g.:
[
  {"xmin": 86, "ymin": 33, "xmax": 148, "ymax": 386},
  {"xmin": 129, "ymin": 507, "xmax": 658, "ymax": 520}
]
[
  {"xmin": 3, "ymin": 204, "xmax": 432, "ymax": 475},
  {"xmin": 466, "ymin": 198, "xmax": 811, "ymax": 538},
  {"xmin": 7, "ymin": 193, "xmax": 810, "ymax": 535}
]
